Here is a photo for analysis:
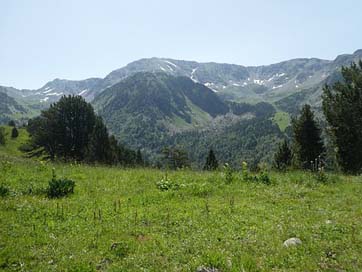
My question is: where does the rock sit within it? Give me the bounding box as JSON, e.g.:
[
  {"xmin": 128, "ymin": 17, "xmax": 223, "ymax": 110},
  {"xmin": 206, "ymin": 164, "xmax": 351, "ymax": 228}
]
[
  {"xmin": 197, "ymin": 266, "xmax": 221, "ymax": 272},
  {"xmin": 283, "ymin": 237, "xmax": 302, "ymax": 247}
]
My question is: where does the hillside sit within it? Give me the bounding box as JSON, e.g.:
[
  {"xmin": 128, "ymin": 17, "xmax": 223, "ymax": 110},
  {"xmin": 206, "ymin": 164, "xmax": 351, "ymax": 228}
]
[
  {"xmin": 92, "ymin": 72, "xmax": 281, "ymax": 165},
  {"xmin": 0, "ymin": 137, "xmax": 361, "ymax": 271}
]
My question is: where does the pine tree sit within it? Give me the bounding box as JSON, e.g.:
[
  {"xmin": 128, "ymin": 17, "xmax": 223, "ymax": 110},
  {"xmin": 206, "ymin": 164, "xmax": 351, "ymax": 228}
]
[
  {"xmin": 135, "ymin": 149, "xmax": 143, "ymax": 166},
  {"xmin": 203, "ymin": 149, "xmax": 219, "ymax": 170},
  {"xmin": 273, "ymin": 139, "xmax": 292, "ymax": 170},
  {"xmin": 86, "ymin": 116, "xmax": 110, "ymax": 163},
  {"xmin": 322, "ymin": 61, "xmax": 362, "ymax": 173},
  {"xmin": 0, "ymin": 127, "xmax": 5, "ymax": 145},
  {"xmin": 8, "ymin": 120, "xmax": 15, "ymax": 127},
  {"xmin": 292, "ymin": 104, "xmax": 324, "ymax": 169},
  {"xmin": 11, "ymin": 127, "xmax": 19, "ymax": 138}
]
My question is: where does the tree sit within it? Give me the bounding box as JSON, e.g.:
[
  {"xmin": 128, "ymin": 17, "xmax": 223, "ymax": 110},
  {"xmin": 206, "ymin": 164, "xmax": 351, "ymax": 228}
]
[
  {"xmin": 273, "ymin": 139, "xmax": 292, "ymax": 170},
  {"xmin": 292, "ymin": 104, "xmax": 324, "ymax": 169},
  {"xmin": 27, "ymin": 95, "xmax": 96, "ymax": 160},
  {"xmin": 322, "ymin": 61, "xmax": 362, "ymax": 173},
  {"xmin": 135, "ymin": 149, "xmax": 144, "ymax": 166},
  {"xmin": 11, "ymin": 127, "xmax": 19, "ymax": 138},
  {"xmin": 8, "ymin": 120, "xmax": 15, "ymax": 127},
  {"xmin": 85, "ymin": 116, "xmax": 111, "ymax": 163},
  {"xmin": 203, "ymin": 149, "xmax": 219, "ymax": 170},
  {"xmin": 0, "ymin": 127, "xmax": 5, "ymax": 145},
  {"xmin": 162, "ymin": 147, "xmax": 190, "ymax": 169}
]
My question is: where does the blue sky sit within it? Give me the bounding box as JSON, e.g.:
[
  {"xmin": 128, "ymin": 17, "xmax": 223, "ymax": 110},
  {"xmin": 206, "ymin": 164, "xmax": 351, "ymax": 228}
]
[{"xmin": 1, "ymin": 0, "xmax": 362, "ymax": 89}]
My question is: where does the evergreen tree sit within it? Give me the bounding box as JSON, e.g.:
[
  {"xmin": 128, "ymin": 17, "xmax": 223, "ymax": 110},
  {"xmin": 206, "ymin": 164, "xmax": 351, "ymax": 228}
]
[
  {"xmin": 322, "ymin": 61, "xmax": 362, "ymax": 173},
  {"xmin": 0, "ymin": 127, "xmax": 5, "ymax": 145},
  {"xmin": 162, "ymin": 147, "xmax": 190, "ymax": 169},
  {"xmin": 11, "ymin": 127, "xmax": 19, "ymax": 138},
  {"xmin": 273, "ymin": 139, "xmax": 292, "ymax": 170},
  {"xmin": 8, "ymin": 120, "xmax": 15, "ymax": 127},
  {"xmin": 203, "ymin": 149, "xmax": 219, "ymax": 170},
  {"xmin": 292, "ymin": 104, "xmax": 324, "ymax": 169},
  {"xmin": 28, "ymin": 95, "xmax": 96, "ymax": 160},
  {"xmin": 135, "ymin": 149, "xmax": 143, "ymax": 166},
  {"xmin": 86, "ymin": 116, "xmax": 110, "ymax": 163}
]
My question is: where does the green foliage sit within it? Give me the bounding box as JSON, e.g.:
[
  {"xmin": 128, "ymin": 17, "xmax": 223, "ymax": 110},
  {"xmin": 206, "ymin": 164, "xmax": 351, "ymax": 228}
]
[
  {"xmin": 8, "ymin": 120, "xmax": 15, "ymax": 127},
  {"xmin": 26, "ymin": 95, "xmax": 137, "ymax": 166},
  {"xmin": 292, "ymin": 104, "xmax": 324, "ymax": 169},
  {"xmin": 1, "ymin": 150, "xmax": 362, "ymax": 271},
  {"xmin": 273, "ymin": 139, "xmax": 292, "ymax": 171},
  {"xmin": 47, "ymin": 169, "xmax": 75, "ymax": 198},
  {"xmin": 0, "ymin": 127, "xmax": 5, "ymax": 145},
  {"xmin": 223, "ymin": 163, "xmax": 233, "ymax": 184},
  {"xmin": 323, "ymin": 61, "xmax": 362, "ymax": 174},
  {"xmin": 162, "ymin": 147, "xmax": 190, "ymax": 169},
  {"xmin": 0, "ymin": 184, "xmax": 10, "ymax": 197},
  {"xmin": 203, "ymin": 149, "xmax": 218, "ymax": 170},
  {"xmin": 11, "ymin": 127, "xmax": 18, "ymax": 139},
  {"xmin": 156, "ymin": 178, "xmax": 180, "ymax": 191}
]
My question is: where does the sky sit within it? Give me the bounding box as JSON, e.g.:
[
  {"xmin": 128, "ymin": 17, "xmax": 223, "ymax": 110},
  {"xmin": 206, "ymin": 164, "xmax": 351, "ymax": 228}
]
[{"xmin": 1, "ymin": 0, "xmax": 362, "ymax": 89}]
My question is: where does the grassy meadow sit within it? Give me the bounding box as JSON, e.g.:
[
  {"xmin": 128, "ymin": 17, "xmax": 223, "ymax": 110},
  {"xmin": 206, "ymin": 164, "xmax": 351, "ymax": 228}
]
[{"xmin": 0, "ymin": 127, "xmax": 362, "ymax": 271}]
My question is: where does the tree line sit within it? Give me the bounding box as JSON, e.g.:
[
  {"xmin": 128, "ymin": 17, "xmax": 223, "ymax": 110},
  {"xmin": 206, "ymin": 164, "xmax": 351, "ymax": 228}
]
[{"xmin": 273, "ymin": 61, "xmax": 362, "ymax": 174}]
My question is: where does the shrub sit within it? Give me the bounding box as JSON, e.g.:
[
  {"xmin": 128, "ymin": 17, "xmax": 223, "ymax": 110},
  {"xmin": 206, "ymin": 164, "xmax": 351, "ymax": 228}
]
[
  {"xmin": 156, "ymin": 178, "xmax": 180, "ymax": 191},
  {"xmin": 223, "ymin": 163, "xmax": 233, "ymax": 184},
  {"xmin": 0, "ymin": 184, "xmax": 10, "ymax": 197},
  {"xmin": 47, "ymin": 169, "xmax": 75, "ymax": 198},
  {"xmin": 0, "ymin": 127, "xmax": 5, "ymax": 145},
  {"xmin": 11, "ymin": 127, "xmax": 19, "ymax": 138},
  {"xmin": 47, "ymin": 178, "xmax": 75, "ymax": 198}
]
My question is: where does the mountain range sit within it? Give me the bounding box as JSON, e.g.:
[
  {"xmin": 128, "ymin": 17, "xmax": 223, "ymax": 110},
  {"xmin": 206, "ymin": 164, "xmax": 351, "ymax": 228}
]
[{"xmin": 1, "ymin": 49, "xmax": 362, "ymax": 166}]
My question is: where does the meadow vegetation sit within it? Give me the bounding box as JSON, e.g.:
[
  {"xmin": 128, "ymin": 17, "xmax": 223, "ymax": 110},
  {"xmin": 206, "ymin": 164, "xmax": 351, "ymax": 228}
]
[{"xmin": 1, "ymin": 128, "xmax": 362, "ymax": 271}]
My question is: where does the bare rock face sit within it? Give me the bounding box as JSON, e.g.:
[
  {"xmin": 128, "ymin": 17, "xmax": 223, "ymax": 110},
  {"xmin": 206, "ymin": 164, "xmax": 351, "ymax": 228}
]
[{"xmin": 283, "ymin": 237, "xmax": 302, "ymax": 247}]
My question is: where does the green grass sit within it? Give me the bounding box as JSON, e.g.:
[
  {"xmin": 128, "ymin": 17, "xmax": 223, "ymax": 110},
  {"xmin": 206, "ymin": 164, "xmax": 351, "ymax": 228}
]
[
  {"xmin": 1, "ymin": 130, "xmax": 362, "ymax": 271},
  {"xmin": 272, "ymin": 111, "xmax": 291, "ymax": 132},
  {"xmin": 0, "ymin": 126, "xmax": 29, "ymax": 157}
]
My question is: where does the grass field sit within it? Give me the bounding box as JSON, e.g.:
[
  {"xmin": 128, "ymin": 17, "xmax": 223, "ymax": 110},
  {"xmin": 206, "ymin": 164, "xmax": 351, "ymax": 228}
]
[
  {"xmin": 0, "ymin": 127, "xmax": 362, "ymax": 271},
  {"xmin": 272, "ymin": 111, "xmax": 291, "ymax": 132}
]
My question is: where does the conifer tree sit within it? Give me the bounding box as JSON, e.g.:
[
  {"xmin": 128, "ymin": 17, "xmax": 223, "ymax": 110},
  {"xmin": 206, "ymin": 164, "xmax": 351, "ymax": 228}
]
[
  {"xmin": 203, "ymin": 149, "xmax": 219, "ymax": 170},
  {"xmin": 292, "ymin": 104, "xmax": 324, "ymax": 169},
  {"xmin": 0, "ymin": 127, "xmax": 5, "ymax": 145},
  {"xmin": 273, "ymin": 139, "xmax": 292, "ymax": 170},
  {"xmin": 323, "ymin": 61, "xmax": 362, "ymax": 173},
  {"xmin": 11, "ymin": 127, "xmax": 19, "ymax": 139},
  {"xmin": 135, "ymin": 149, "xmax": 143, "ymax": 166}
]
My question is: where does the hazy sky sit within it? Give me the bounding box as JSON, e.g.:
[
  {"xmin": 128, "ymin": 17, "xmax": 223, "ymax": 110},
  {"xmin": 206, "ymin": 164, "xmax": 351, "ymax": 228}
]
[{"xmin": 1, "ymin": 0, "xmax": 362, "ymax": 89}]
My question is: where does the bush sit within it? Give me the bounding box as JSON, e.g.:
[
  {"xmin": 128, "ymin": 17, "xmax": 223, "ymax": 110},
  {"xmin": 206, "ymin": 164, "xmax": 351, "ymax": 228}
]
[
  {"xmin": 47, "ymin": 178, "xmax": 75, "ymax": 198},
  {"xmin": 223, "ymin": 163, "xmax": 233, "ymax": 184},
  {"xmin": 0, "ymin": 184, "xmax": 10, "ymax": 197},
  {"xmin": 156, "ymin": 178, "xmax": 180, "ymax": 191},
  {"xmin": 11, "ymin": 127, "xmax": 19, "ymax": 138},
  {"xmin": 0, "ymin": 127, "xmax": 5, "ymax": 145},
  {"xmin": 47, "ymin": 170, "xmax": 75, "ymax": 198}
]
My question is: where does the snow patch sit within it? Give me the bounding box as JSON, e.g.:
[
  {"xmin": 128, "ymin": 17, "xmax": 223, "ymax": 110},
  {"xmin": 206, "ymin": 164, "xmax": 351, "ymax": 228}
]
[
  {"xmin": 190, "ymin": 68, "xmax": 198, "ymax": 82},
  {"xmin": 272, "ymin": 84, "xmax": 283, "ymax": 89},
  {"xmin": 43, "ymin": 88, "xmax": 53, "ymax": 94},
  {"xmin": 40, "ymin": 97, "xmax": 49, "ymax": 103},
  {"xmin": 166, "ymin": 65, "xmax": 174, "ymax": 71},
  {"xmin": 79, "ymin": 89, "xmax": 88, "ymax": 96},
  {"xmin": 253, "ymin": 79, "xmax": 265, "ymax": 85},
  {"xmin": 46, "ymin": 92, "xmax": 63, "ymax": 96},
  {"xmin": 163, "ymin": 60, "xmax": 177, "ymax": 68}
]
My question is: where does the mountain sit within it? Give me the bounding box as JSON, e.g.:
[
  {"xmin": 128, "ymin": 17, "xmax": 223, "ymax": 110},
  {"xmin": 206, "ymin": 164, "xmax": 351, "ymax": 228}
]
[
  {"xmin": 93, "ymin": 72, "xmax": 228, "ymax": 150},
  {"xmin": 92, "ymin": 72, "xmax": 281, "ymax": 166},
  {"xmin": 3, "ymin": 49, "xmax": 362, "ymax": 109},
  {"xmin": 0, "ymin": 88, "xmax": 28, "ymax": 124}
]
